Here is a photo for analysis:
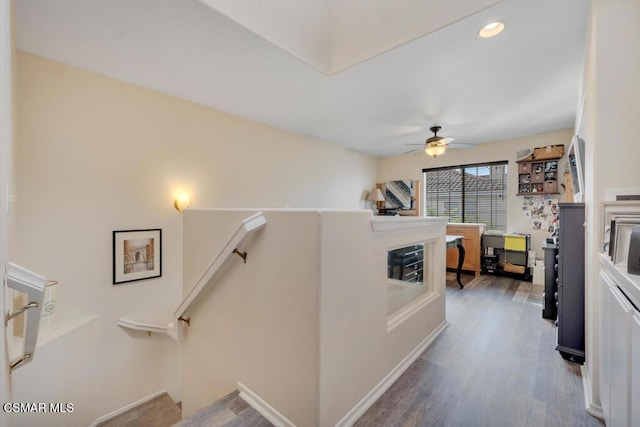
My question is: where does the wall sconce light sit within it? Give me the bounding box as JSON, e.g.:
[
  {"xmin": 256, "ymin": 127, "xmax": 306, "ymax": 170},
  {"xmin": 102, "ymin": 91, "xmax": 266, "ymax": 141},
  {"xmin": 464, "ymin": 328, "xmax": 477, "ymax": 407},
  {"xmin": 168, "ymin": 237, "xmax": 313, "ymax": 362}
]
[{"xmin": 174, "ymin": 193, "xmax": 191, "ymax": 212}]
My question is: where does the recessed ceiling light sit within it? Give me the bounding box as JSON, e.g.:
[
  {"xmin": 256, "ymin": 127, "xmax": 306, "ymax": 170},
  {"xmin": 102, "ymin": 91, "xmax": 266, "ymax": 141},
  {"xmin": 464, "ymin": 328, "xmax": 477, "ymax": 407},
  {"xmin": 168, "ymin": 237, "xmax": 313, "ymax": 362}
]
[{"xmin": 478, "ymin": 22, "xmax": 505, "ymax": 38}]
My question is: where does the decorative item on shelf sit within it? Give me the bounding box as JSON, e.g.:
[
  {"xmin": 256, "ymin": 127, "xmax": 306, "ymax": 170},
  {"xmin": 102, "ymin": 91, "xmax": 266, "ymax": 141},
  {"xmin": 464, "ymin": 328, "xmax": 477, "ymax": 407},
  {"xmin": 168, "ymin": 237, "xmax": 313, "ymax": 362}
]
[
  {"xmin": 174, "ymin": 192, "xmax": 191, "ymax": 212},
  {"xmin": 544, "ymin": 161, "xmax": 558, "ymax": 172},
  {"xmin": 611, "ymin": 218, "xmax": 640, "ymax": 265},
  {"xmin": 602, "ymin": 201, "xmax": 640, "ymax": 259},
  {"xmin": 519, "ymin": 184, "xmax": 530, "ymax": 193},
  {"xmin": 628, "ymin": 225, "xmax": 640, "ymax": 275},
  {"xmin": 518, "ymin": 144, "xmax": 565, "ymax": 161},
  {"xmin": 366, "ymin": 188, "xmax": 385, "ymax": 214}
]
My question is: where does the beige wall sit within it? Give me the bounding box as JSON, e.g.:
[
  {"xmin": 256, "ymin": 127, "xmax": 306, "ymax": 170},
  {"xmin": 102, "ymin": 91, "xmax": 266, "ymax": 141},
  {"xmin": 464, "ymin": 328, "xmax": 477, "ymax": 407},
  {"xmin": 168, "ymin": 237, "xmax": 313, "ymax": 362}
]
[
  {"xmin": 318, "ymin": 212, "xmax": 447, "ymax": 426},
  {"xmin": 13, "ymin": 51, "xmax": 377, "ymax": 425},
  {"xmin": 582, "ymin": 0, "xmax": 640, "ymax": 414},
  {"xmin": 378, "ymin": 129, "xmax": 574, "ymax": 253},
  {"xmin": 181, "ymin": 209, "xmax": 447, "ymax": 426},
  {"xmin": 182, "ymin": 209, "xmax": 321, "ymax": 425}
]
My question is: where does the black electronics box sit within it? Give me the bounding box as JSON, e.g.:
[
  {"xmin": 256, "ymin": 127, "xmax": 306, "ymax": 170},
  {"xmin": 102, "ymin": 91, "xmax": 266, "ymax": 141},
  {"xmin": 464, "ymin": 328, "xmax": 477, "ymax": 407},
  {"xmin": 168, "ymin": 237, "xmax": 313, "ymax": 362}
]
[{"xmin": 481, "ymin": 254, "xmax": 499, "ymax": 274}]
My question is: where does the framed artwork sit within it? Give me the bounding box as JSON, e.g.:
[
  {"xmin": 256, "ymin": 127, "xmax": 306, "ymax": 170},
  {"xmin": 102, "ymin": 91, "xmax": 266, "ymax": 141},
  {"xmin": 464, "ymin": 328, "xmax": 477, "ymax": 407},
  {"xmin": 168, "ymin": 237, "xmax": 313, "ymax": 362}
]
[
  {"xmin": 383, "ymin": 180, "xmax": 416, "ymax": 210},
  {"xmin": 113, "ymin": 229, "xmax": 162, "ymax": 284},
  {"xmin": 602, "ymin": 201, "xmax": 640, "ymax": 262}
]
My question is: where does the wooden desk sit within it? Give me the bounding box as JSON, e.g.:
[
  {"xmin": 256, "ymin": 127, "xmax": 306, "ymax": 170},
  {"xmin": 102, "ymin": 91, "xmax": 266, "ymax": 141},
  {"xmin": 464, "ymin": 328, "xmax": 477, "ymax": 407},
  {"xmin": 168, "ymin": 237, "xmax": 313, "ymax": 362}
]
[
  {"xmin": 447, "ymin": 235, "xmax": 465, "ymax": 289},
  {"xmin": 446, "ymin": 223, "xmax": 484, "ymax": 277}
]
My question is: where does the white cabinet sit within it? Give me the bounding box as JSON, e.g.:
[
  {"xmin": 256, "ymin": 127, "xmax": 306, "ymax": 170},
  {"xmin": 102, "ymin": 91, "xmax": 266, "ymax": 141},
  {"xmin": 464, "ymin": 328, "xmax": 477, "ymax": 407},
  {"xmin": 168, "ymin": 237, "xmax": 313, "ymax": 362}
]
[
  {"xmin": 608, "ymin": 283, "xmax": 633, "ymax": 427},
  {"xmin": 632, "ymin": 314, "xmax": 640, "ymax": 425},
  {"xmin": 599, "ymin": 271, "xmax": 611, "ymax": 422},
  {"xmin": 599, "ymin": 254, "xmax": 640, "ymax": 427}
]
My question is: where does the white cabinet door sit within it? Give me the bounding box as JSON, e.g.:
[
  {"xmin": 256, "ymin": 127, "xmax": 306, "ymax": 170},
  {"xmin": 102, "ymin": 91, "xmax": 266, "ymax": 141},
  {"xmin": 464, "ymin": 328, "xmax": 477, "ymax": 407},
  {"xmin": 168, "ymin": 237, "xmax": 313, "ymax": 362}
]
[
  {"xmin": 599, "ymin": 271, "xmax": 612, "ymax": 421},
  {"xmin": 609, "ymin": 284, "xmax": 633, "ymax": 427},
  {"xmin": 632, "ymin": 314, "xmax": 640, "ymax": 426}
]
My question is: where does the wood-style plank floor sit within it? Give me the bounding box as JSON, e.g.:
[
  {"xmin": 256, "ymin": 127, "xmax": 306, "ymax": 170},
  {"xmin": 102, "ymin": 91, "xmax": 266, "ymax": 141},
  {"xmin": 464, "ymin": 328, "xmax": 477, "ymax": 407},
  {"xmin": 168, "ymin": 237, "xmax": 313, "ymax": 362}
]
[
  {"xmin": 183, "ymin": 274, "xmax": 603, "ymax": 426},
  {"xmin": 354, "ymin": 274, "xmax": 604, "ymax": 427},
  {"xmin": 177, "ymin": 390, "xmax": 271, "ymax": 427},
  {"xmin": 98, "ymin": 392, "xmax": 182, "ymax": 427}
]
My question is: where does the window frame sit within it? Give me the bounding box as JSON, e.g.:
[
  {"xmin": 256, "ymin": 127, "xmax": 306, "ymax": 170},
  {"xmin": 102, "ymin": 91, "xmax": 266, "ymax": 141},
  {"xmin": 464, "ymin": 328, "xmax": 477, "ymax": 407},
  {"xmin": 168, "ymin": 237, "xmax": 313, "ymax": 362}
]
[{"xmin": 422, "ymin": 160, "xmax": 508, "ymax": 230}]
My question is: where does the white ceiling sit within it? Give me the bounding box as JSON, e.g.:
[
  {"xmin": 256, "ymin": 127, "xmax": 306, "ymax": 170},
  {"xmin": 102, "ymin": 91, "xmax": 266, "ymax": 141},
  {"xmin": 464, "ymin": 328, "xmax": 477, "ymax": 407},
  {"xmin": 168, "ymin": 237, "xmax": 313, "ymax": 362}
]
[
  {"xmin": 199, "ymin": 0, "xmax": 506, "ymax": 74},
  {"xmin": 14, "ymin": 0, "xmax": 590, "ymax": 157}
]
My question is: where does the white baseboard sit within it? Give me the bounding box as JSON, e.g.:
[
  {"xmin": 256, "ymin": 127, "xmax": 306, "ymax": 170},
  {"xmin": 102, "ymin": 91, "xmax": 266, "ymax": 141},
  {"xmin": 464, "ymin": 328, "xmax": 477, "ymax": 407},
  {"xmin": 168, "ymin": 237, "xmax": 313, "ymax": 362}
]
[
  {"xmin": 387, "ymin": 292, "xmax": 439, "ymax": 332},
  {"xmin": 89, "ymin": 389, "xmax": 168, "ymax": 427},
  {"xmin": 335, "ymin": 320, "xmax": 448, "ymax": 427},
  {"xmin": 238, "ymin": 382, "xmax": 296, "ymax": 427},
  {"xmin": 580, "ymin": 365, "xmax": 604, "ymax": 419}
]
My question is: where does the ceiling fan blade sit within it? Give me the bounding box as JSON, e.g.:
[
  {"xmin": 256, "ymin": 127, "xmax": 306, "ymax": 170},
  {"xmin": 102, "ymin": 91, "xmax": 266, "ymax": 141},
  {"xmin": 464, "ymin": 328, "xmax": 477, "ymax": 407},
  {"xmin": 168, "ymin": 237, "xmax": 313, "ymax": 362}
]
[
  {"xmin": 442, "ymin": 137, "xmax": 455, "ymax": 144},
  {"xmin": 449, "ymin": 142, "xmax": 473, "ymax": 148},
  {"xmin": 404, "ymin": 148, "xmax": 423, "ymax": 154}
]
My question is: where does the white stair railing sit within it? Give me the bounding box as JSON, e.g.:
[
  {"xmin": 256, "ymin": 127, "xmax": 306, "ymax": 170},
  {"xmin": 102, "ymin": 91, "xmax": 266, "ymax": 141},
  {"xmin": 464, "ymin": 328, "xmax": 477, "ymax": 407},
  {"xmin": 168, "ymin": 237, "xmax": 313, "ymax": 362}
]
[
  {"xmin": 5, "ymin": 262, "xmax": 47, "ymax": 371},
  {"xmin": 118, "ymin": 212, "xmax": 267, "ymax": 341}
]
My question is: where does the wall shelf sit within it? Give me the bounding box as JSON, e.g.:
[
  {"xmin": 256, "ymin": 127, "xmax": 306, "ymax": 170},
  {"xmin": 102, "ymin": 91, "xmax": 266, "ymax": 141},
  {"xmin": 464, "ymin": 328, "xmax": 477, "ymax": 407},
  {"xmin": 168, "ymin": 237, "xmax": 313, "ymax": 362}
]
[{"xmin": 516, "ymin": 157, "xmax": 561, "ymax": 196}]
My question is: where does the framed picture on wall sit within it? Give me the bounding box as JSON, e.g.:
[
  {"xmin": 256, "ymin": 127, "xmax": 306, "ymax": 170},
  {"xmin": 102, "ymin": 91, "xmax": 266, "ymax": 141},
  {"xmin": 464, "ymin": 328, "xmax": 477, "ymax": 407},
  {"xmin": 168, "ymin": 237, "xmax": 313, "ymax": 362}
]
[{"xmin": 113, "ymin": 229, "xmax": 162, "ymax": 284}]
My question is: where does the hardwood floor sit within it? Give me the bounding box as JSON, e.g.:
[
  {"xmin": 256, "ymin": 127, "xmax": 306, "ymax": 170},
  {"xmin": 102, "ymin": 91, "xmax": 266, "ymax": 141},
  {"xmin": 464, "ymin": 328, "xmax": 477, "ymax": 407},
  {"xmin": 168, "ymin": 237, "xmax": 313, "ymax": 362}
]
[
  {"xmin": 97, "ymin": 392, "xmax": 182, "ymax": 427},
  {"xmin": 180, "ymin": 274, "xmax": 603, "ymax": 426},
  {"xmin": 354, "ymin": 274, "xmax": 604, "ymax": 427},
  {"xmin": 177, "ymin": 390, "xmax": 271, "ymax": 427}
]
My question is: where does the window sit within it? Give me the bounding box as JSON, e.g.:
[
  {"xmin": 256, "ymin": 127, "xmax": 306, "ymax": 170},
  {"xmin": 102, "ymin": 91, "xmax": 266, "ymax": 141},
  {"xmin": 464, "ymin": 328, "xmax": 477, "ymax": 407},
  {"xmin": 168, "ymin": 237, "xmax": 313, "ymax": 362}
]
[{"xmin": 423, "ymin": 161, "xmax": 508, "ymax": 230}]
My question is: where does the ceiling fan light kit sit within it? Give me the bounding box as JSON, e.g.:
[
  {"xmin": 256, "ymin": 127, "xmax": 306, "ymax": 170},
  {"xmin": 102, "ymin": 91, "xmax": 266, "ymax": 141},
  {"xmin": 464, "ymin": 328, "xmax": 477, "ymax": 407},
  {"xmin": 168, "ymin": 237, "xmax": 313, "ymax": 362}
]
[
  {"xmin": 424, "ymin": 125, "xmax": 451, "ymax": 157},
  {"xmin": 404, "ymin": 125, "xmax": 466, "ymax": 156},
  {"xmin": 425, "ymin": 143, "xmax": 446, "ymax": 157}
]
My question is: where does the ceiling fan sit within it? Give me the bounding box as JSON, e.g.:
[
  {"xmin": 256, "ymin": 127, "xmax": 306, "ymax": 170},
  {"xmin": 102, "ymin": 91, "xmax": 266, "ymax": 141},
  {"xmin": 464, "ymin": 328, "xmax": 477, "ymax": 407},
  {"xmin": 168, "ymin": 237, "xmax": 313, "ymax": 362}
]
[{"xmin": 405, "ymin": 125, "xmax": 470, "ymax": 157}]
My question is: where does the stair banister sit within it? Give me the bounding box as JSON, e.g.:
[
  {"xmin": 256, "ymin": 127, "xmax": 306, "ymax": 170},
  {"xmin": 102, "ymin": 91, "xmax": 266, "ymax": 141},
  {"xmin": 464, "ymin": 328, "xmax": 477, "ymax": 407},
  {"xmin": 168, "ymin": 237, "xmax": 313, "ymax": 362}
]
[
  {"xmin": 5, "ymin": 262, "xmax": 47, "ymax": 371},
  {"xmin": 118, "ymin": 212, "xmax": 267, "ymax": 340},
  {"xmin": 169, "ymin": 211, "xmax": 267, "ymax": 340}
]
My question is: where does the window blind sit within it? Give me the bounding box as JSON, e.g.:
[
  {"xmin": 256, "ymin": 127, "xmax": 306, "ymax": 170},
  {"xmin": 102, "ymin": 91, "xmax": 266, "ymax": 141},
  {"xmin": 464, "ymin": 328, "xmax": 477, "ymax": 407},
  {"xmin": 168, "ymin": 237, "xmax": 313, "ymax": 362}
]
[{"xmin": 423, "ymin": 161, "xmax": 508, "ymax": 230}]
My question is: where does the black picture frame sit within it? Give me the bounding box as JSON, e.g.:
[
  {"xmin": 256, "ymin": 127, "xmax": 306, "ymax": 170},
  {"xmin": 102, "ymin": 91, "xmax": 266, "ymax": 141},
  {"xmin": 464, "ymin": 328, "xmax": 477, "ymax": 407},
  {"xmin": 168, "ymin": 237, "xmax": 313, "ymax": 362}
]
[{"xmin": 113, "ymin": 229, "xmax": 162, "ymax": 284}]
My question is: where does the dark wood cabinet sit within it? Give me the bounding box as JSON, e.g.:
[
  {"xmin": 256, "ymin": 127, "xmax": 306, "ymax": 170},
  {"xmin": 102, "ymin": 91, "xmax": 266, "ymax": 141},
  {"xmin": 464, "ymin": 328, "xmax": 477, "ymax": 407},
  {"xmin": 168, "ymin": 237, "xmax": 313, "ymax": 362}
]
[
  {"xmin": 542, "ymin": 242, "xmax": 558, "ymax": 320},
  {"xmin": 556, "ymin": 203, "xmax": 585, "ymax": 363}
]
